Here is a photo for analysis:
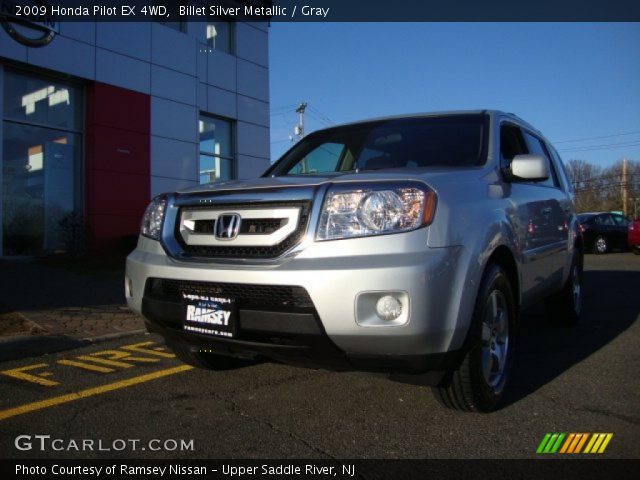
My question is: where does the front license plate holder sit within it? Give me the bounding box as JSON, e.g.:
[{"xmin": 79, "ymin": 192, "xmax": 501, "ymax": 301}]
[{"xmin": 182, "ymin": 293, "xmax": 236, "ymax": 338}]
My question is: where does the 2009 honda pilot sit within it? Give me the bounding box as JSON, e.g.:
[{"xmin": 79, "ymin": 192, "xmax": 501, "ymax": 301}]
[{"xmin": 126, "ymin": 110, "xmax": 583, "ymax": 412}]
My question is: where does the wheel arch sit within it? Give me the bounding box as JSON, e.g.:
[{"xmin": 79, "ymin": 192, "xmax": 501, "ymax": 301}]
[{"xmin": 485, "ymin": 245, "xmax": 520, "ymax": 313}]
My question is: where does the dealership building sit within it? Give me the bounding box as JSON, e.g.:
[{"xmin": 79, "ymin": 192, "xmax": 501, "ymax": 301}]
[{"xmin": 0, "ymin": 10, "xmax": 270, "ymax": 255}]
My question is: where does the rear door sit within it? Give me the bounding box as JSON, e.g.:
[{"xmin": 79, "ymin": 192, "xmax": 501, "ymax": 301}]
[{"xmin": 598, "ymin": 214, "xmax": 617, "ymax": 248}]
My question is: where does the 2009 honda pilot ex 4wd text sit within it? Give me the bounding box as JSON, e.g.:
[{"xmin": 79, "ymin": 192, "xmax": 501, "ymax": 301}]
[{"xmin": 126, "ymin": 110, "xmax": 583, "ymax": 412}]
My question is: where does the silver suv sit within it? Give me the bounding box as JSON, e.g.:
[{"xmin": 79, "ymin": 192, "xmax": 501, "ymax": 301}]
[{"xmin": 126, "ymin": 110, "xmax": 583, "ymax": 412}]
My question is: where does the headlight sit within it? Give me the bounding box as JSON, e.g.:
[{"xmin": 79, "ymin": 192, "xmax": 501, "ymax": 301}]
[
  {"xmin": 140, "ymin": 195, "xmax": 167, "ymax": 240},
  {"xmin": 316, "ymin": 184, "xmax": 436, "ymax": 241}
]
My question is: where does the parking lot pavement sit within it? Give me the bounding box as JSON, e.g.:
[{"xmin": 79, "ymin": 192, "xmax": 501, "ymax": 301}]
[{"xmin": 0, "ymin": 253, "xmax": 638, "ymax": 459}]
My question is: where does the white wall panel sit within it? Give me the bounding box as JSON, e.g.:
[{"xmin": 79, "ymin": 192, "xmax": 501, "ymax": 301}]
[
  {"xmin": 236, "ymin": 154, "xmax": 270, "ymax": 180},
  {"xmin": 96, "ymin": 22, "xmax": 151, "ymax": 61},
  {"xmin": 151, "ymin": 97, "xmax": 197, "ymax": 143},
  {"xmin": 197, "ymin": 43, "xmax": 208, "ymax": 83},
  {"xmin": 237, "ymin": 122, "xmax": 270, "ymax": 159},
  {"xmin": 207, "ymin": 86, "xmax": 237, "ymax": 119},
  {"xmin": 206, "ymin": 51, "xmax": 236, "ymax": 92},
  {"xmin": 151, "ymin": 23, "xmax": 196, "ymax": 75},
  {"xmin": 236, "ymin": 23, "xmax": 268, "ymax": 67},
  {"xmin": 60, "ymin": 22, "xmax": 96, "ymax": 45},
  {"xmin": 237, "ymin": 95, "xmax": 269, "ymax": 127},
  {"xmin": 0, "ymin": 28, "xmax": 27, "ymax": 63},
  {"xmin": 245, "ymin": 22, "xmax": 269, "ymax": 33},
  {"xmin": 27, "ymin": 35, "xmax": 95, "ymax": 80},
  {"xmin": 96, "ymin": 48, "xmax": 150, "ymax": 94},
  {"xmin": 151, "ymin": 65, "xmax": 196, "ymax": 105},
  {"xmin": 150, "ymin": 136, "xmax": 198, "ymax": 181},
  {"xmin": 237, "ymin": 59, "xmax": 268, "ymax": 102},
  {"xmin": 198, "ymin": 83, "xmax": 207, "ymax": 110}
]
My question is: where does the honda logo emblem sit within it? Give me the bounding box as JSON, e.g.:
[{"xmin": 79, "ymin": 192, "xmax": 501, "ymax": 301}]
[{"xmin": 215, "ymin": 214, "xmax": 241, "ymax": 240}]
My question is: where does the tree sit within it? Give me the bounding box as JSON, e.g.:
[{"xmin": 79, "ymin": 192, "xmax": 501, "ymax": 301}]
[
  {"xmin": 566, "ymin": 159, "xmax": 602, "ymax": 212},
  {"xmin": 600, "ymin": 160, "xmax": 640, "ymax": 215},
  {"xmin": 565, "ymin": 158, "xmax": 640, "ymax": 216}
]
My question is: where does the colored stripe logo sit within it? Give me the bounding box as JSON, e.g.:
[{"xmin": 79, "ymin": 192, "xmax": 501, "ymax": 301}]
[{"xmin": 537, "ymin": 433, "xmax": 613, "ymax": 454}]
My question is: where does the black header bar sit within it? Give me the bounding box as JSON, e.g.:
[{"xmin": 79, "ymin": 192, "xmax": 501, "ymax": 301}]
[{"xmin": 0, "ymin": 0, "xmax": 639, "ymax": 22}]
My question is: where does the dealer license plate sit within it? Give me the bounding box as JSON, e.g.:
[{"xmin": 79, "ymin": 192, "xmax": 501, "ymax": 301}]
[{"xmin": 182, "ymin": 293, "xmax": 236, "ymax": 338}]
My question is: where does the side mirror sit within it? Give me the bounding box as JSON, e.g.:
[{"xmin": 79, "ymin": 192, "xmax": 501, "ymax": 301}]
[{"xmin": 510, "ymin": 154, "xmax": 549, "ymax": 181}]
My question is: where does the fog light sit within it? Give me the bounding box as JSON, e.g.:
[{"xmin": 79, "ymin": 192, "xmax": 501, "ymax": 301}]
[{"xmin": 376, "ymin": 295, "xmax": 402, "ymax": 321}]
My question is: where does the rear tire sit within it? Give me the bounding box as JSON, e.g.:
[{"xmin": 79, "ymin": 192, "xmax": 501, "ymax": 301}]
[
  {"xmin": 432, "ymin": 264, "xmax": 516, "ymax": 412},
  {"xmin": 593, "ymin": 235, "xmax": 608, "ymax": 254},
  {"xmin": 544, "ymin": 250, "xmax": 583, "ymax": 324},
  {"xmin": 167, "ymin": 339, "xmax": 254, "ymax": 370}
]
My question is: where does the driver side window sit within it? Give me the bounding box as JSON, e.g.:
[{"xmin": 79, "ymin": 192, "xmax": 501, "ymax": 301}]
[{"xmin": 500, "ymin": 124, "xmax": 527, "ymax": 164}]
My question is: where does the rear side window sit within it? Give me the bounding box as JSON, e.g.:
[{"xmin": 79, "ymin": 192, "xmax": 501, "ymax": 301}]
[
  {"xmin": 599, "ymin": 214, "xmax": 615, "ymax": 226},
  {"xmin": 612, "ymin": 215, "xmax": 629, "ymax": 227},
  {"xmin": 547, "ymin": 144, "xmax": 572, "ymax": 192}
]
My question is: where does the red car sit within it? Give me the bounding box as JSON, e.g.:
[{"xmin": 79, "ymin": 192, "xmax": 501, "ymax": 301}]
[{"xmin": 629, "ymin": 218, "xmax": 640, "ymax": 255}]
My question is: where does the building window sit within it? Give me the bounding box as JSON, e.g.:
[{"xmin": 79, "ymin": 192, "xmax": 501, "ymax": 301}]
[
  {"xmin": 2, "ymin": 69, "xmax": 83, "ymax": 255},
  {"xmin": 153, "ymin": 1, "xmax": 185, "ymax": 31},
  {"xmin": 156, "ymin": 20, "xmax": 186, "ymax": 33},
  {"xmin": 206, "ymin": 22, "xmax": 233, "ymax": 53},
  {"xmin": 199, "ymin": 115, "xmax": 234, "ymax": 184}
]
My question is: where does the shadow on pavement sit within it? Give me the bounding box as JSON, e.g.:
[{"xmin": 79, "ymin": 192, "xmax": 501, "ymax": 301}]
[
  {"xmin": 505, "ymin": 267, "xmax": 640, "ymax": 406},
  {"xmin": 0, "ymin": 259, "xmax": 126, "ymax": 312},
  {"xmin": 0, "ymin": 335, "xmax": 89, "ymax": 362}
]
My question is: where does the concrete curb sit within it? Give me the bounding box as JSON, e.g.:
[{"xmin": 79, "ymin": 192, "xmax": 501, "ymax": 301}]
[{"xmin": 82, "ymin": 329, "xmax": 148, "ymax": 344}]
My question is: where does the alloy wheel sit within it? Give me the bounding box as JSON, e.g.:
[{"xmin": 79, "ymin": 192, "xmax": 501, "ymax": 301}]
[{"xmin": 480, "ymin": 290, "xmax": 510, "ymax": 393}]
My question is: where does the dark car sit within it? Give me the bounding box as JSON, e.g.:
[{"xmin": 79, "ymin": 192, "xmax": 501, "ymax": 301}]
[
  {"xmin": 629, "ymin": 218, "xmax": 640, "ymax": 255},
  {"xmin": 578, "ymin": 212, "xmax": 630, "ymax": 254}
]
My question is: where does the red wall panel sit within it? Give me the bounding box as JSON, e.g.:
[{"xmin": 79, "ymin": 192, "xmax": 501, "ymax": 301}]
[{"xmin": 85, "ymin": 83, "xmax": 150, "ymax": 252}]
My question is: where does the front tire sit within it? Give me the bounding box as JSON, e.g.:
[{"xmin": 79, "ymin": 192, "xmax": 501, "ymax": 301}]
[{"xmin": 432, "ymin": 264, "xmax": 516, "ymax": 412}]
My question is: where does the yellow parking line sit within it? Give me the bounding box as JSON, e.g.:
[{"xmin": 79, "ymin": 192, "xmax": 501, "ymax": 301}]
[
  {"xmin": 0, "ymin": 365, "xmax": 193, "ymax": 422},
  {"xmin": 57, "ymin": 359, "xmax": 115, "ymax": 373}
]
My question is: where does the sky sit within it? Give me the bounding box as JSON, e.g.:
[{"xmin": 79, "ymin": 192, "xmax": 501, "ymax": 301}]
[{"xmin": 268, "ymin": 23, "xmax": 640, "ymax": 168}]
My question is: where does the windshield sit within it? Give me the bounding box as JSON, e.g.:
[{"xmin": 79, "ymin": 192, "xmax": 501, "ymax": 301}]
[{"xmin": 266, "ymin": 114, "xmax": 488, "ymax": 176}]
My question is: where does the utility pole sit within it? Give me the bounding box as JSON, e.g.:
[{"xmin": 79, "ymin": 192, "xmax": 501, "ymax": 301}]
[
  {"xmin": 294, "ymin": 102, "xmax": 307, "ymax": 140},
  {"xmin": 622, "ymin": 157, "xmax": 629, "ymax": 217}
]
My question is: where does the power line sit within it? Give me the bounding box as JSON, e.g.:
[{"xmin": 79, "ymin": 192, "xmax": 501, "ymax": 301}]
[
  {"xmin": 554, "ymin": 130, "xmax": 640, "ymax": 144},
  {"xmin": 308, "ymin": 105, "xmax": 334, "ymax": 126},
  {"xmin": 307, "ymin": 109, "xmax": 332, "ymax": 127},
  {"xmin": 269, "ymin": 104, "xmax": 298, "ymax": 115},
  {"xmin": 559, "ymin": 140, "xmax": 640, "ymax": 152}
]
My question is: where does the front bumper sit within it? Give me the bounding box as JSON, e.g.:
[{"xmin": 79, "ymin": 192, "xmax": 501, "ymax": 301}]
[{"xmin": 126, "ymin": 233, "xmax": 472, "ymax": 372}]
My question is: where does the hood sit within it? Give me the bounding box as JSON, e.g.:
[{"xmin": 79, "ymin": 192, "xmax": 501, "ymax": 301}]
[{"xmin": 177, "ymin": 167, "xmax": 488, "ymax": 195}]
